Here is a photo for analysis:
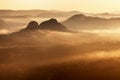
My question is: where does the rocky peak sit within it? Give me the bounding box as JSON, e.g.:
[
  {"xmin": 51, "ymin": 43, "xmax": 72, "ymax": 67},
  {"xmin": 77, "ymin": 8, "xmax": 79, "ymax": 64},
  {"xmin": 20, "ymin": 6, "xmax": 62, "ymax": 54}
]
[
  {"xmin": 26, "ymin": 21, "xmax": 38, "ymax": 30},
  {"xmin": 38, "ymin": 18, "xmax": 68, "ymax": 31}
]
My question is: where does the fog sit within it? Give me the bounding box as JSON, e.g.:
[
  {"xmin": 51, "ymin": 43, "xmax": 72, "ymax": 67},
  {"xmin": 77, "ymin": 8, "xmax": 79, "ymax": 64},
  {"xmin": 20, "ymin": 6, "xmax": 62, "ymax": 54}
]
[
  {"xmin": 1, "ymin": 12, "xmax": 120, "ymax": 80},
  {"xmin": 0, "ymin": 29, "xmax": 120, "ymax": 80}
]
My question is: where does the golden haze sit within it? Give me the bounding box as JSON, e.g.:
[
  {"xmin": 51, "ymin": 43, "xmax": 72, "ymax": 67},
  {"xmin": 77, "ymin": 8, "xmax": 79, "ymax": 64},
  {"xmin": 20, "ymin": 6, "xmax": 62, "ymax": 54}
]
[{"xmin": 0, "ymin": 0, "xmax": 120, "ymax": 13}]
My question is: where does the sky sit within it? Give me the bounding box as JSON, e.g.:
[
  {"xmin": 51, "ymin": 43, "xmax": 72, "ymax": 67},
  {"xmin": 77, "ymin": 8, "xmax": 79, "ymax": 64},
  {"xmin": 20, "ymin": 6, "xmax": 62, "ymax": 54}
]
[{"xmin": 0, "ymin": 0, "xmax": 120, "ymax": 13}]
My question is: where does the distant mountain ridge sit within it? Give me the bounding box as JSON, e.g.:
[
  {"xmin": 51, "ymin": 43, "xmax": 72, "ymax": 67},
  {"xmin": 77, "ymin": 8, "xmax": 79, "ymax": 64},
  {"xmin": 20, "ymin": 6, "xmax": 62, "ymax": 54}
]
[
  {"xmin": 94, "ymin": 12, "xmax": 120, "ymax": 18},
  {"xmin": 63, "ymin": 14, "xmax": 120, "ymax": 30},
  {"xmin": 0, "ymin": 10, "xmax": 81, "ymax": 18}
]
